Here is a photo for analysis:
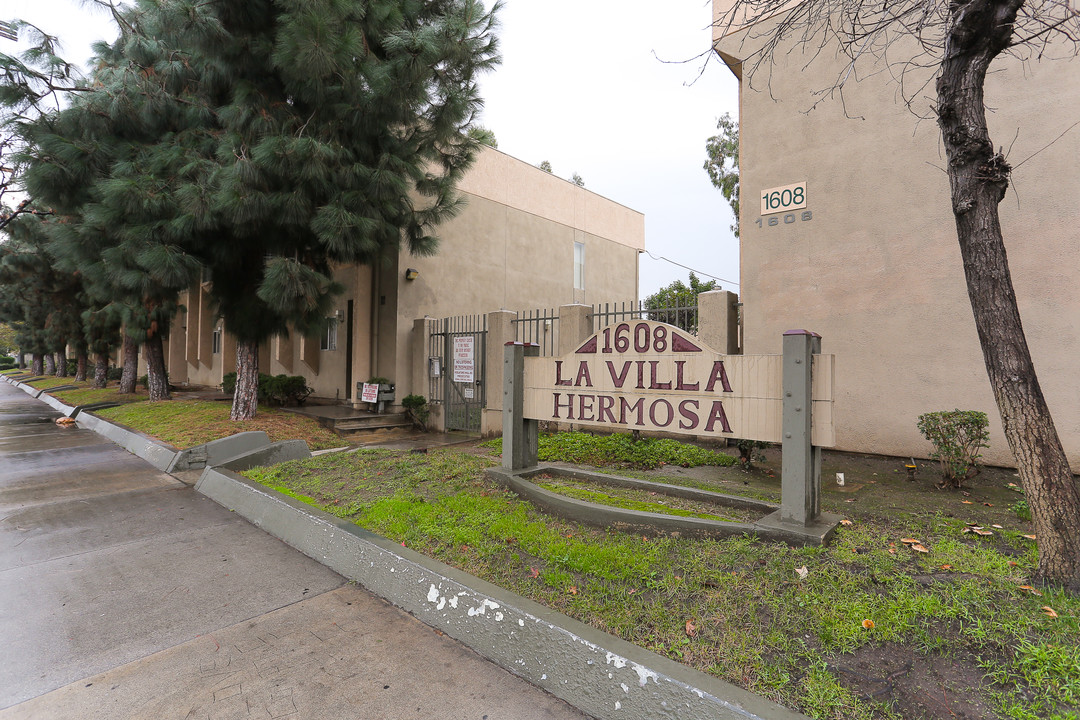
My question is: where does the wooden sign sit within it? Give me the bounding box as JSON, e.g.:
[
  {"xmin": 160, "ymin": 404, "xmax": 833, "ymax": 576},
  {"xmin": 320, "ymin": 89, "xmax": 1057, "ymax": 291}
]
[{"xmin": 522, "ymin": 320, "xmax": 834, "ymax": 446}]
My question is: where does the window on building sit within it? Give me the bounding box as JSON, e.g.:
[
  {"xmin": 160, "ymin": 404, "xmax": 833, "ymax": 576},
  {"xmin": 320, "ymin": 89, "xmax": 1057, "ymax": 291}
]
[
  {"xmin": 573, "ymin": 241, "xmax": 585, "ymax": 290},
  {"xmin": 211, "ymin": 327, "xmax": 222, "ymax": 354},
  {"xmin": 321, "ymin": 317, "xmax": 338, "ymax": 351}
]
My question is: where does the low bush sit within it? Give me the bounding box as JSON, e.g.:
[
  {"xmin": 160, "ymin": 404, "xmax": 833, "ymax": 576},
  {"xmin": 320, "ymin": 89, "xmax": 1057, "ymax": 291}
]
[
  {"xmin": 0, "ymin": 356, "xmax": 15, "ymax": 369},
  {"xmin": 222, "ymin": 372, "xmax": 313, "ymax": 406},
  {"xmin": 916, "ymin": 409, "xmax": 990, "ymax": 488},
  {"xmin": 401, "ymin": 393, "xmax": 429, "ymax": 430}
]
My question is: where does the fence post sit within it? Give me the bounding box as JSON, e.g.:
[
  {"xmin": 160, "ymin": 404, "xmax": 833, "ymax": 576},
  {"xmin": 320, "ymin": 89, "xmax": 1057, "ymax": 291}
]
[
  {"xmin": 558, "ymin": 304, "xmax": 593, "ymax": 356},
  {"xmin": 698, "ymin": 290, "xmax": 740, "ymax": 354},
  {"xmin": 483, "ymin": 311, "xmax": 517, "ymax": 435},
  {"xmin": 503, "ymin": 342, "xmax": 539, "ymax": 470},
  {"xmin": 780, "ymin": 329, "xmax": 822, "ymax": 526}
]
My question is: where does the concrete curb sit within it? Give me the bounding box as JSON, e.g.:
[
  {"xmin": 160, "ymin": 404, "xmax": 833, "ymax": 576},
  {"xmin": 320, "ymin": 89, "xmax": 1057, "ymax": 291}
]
[
  {"xmin": 195, "ymin": 467, "xmax": 810, "ymax": 720},
  {"xmin": 38, "ymin": 392, "xmax": 78, "ymax": 417},
  {"xmin": 167, "ymin": 431, "xmax": 274, "ymax": 473},
  {"xmin": 74, "ymin": 411, "xmax": 180, "ymax": 472}
]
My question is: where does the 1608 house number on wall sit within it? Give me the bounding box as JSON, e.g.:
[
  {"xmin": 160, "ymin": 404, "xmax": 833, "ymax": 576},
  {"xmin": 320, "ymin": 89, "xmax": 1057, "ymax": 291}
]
[{"xmin": 757, "ymin": 181, "xmax": 810, "ymax": 229}]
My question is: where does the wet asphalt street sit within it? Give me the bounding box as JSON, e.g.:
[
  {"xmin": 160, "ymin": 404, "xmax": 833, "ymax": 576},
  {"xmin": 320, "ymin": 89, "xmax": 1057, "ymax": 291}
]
[{"xmin": 0, "ymin": 380, "xmax": 588, "ymax": 719}]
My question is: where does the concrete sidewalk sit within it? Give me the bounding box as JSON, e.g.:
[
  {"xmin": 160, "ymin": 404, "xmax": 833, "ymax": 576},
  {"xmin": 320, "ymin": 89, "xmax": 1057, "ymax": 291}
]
[{"xmin": 0, "ymin": 380, "xmax": 588, "ymax": 719}]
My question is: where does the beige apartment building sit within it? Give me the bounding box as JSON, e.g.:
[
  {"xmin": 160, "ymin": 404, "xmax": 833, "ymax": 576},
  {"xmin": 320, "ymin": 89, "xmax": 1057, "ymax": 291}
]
[
  {"xmin": 162, "ymin": 146, "xmax": 645, "ymax": 408},
  {"xmin": 712, "ymin": 2, "xmax": 1080, "ymax": 468}
]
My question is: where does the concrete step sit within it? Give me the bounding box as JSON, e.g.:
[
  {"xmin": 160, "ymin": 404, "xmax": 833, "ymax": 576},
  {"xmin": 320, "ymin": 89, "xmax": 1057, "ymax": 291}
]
[{"xmin": 333, "ymin": 413, "xmax": 412, "ymax": 432}]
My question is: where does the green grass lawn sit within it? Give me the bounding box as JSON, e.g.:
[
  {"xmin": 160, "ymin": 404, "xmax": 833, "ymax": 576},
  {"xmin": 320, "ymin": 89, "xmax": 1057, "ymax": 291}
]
[
  {"xmin": 95, "ymin": 399, "xmax": 344, "ymax": 450},
  {"xmin": 242, "ymin": 434, "xmax": 1079, "ymax": 720}
]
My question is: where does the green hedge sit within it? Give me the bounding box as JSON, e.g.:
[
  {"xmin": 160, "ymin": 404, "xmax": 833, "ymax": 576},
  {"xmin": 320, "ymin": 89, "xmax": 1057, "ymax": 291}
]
[{"xmin": 222, "ymin": 372, "xmax": 313, "ymax": 406}]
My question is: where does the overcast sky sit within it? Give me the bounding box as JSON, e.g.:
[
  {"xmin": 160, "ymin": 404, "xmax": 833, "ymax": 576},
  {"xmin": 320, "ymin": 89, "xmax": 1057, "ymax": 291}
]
[{"xmin": 5, "ymin": 0, "xmax": 740, "ymax": 299}]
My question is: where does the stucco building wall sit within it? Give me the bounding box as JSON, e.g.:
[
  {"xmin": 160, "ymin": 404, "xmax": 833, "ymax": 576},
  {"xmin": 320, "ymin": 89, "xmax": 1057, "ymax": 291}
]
[
  {"xmin": 712, "ymin": 4, "xmax": 1080, "ymax": 468},
  {"xmin": 167, "ymin": 146, "xmax": 644, "ymax": 407}
]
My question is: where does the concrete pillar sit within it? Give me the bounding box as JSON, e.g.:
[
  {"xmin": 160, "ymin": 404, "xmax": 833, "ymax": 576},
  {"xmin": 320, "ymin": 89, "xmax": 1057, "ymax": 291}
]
[
  {"xmin": 300, "ymin": 335, "xmax": 320, "ymax": 375},
  {"xmin": 168, "ymin": 306, "xmax": 188, "ymax": 384},
  {"xmin": 558, "ymin": 304, "xmax": 593, "ymax": 356},
  {"xmin": 275, "ymin": 334, "xmax": 294, "ymax": 373},
  {"xmin": 780, "ymin": 330, "xmax": 822, "ymax": 526},
  {"xmin": 503, "ymin": 342, "xmax": 539, "ymax": 470},
  {"xmin": 481, "ymin": 311, "xmax": 517, "ymax": 435},
  {"xmin": 698, "ymin": 290, "xmax": 740, "ymax": 354},
  {"xmin": 411, "ymin": 317, "xmax": 433, "ymax": 404}
]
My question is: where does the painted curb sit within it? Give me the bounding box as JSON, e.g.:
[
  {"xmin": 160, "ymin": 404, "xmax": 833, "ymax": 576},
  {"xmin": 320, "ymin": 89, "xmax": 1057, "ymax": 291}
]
[
  {"xmin": 167, "ymin": 430, "xmax": 274, "ymax": 473},
  {"xmin": 38, "ymin": 392, "xmax": 78, "ymax": 417},
  {"xmin": 195, "ymin": 467, "xmax": 811, "ymax": 720},
  {"xmin": 74, "ymin": 411, "xmax": 179, "ymax": 472}
]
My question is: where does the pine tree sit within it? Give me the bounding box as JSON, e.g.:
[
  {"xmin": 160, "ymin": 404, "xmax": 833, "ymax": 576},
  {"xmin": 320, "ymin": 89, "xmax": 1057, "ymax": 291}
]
[{"xmin": 93, "ymin": 0, "xmax": 501, "ymax": 419}]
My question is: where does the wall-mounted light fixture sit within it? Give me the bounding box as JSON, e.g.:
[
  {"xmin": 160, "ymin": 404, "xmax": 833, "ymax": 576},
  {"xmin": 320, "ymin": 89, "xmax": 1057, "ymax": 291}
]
[{"xmin": 405, "ymin": 268, "xmax": 420, "ymax": 281}]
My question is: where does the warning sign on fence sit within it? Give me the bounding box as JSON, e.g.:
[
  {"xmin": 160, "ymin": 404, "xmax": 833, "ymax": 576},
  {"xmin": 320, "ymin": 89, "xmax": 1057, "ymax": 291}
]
[{"xmin": 452, "ymin": 336, "xmax": 475, "ymax": 384}]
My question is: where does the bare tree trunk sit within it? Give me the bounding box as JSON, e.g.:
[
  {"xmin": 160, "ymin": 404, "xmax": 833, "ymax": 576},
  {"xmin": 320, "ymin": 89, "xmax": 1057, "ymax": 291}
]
[
  {"xmin": 143, "ymin": 333, "xmax": 171, "ymax": 402},
  {"xmin": 17, "ymin": 352, "xmax": 25, "ymax": 369},
  {"xmin": 55, "ymin": 348, "xmax": 67, "ymax": 377},
  {"xmin": 119, "ymin": 335, "xmax": 138, "ymax": 395},
  {"xmin": 75, "ymin": 350, "xmax": 88, "ymax": 382},
  {"xmin": 230, "ymin": 338, "xmax": 260, "ymax": 421},
  {"xmin": 93, "ymin": 353, "xmax": 108, "ymax": 389},
  {"xmin": 938, "ymin": 0, "xmax": 1080, "ymax": 590},
  {"xmin": 44, "ymin": 353, "xmax": 55, "ymax": 375},
  {"xmin": 32, "ymin": 353, "xmax": 43, "ymax": 375}
]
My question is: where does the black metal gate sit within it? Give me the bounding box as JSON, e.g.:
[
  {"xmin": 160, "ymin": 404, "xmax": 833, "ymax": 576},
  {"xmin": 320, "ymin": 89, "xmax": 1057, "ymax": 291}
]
[{"xmin": 429, "ymin": 314, "xmax": 486, "ymax": 433}]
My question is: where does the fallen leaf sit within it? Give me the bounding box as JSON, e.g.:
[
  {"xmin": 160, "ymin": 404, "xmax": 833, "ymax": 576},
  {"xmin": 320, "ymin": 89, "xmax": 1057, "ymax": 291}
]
[
  {"xmin": 1042, "ymin": 606, "xmax": 1059, "ymax": 619},
  {"xmin": 888, "ymin": 548, "xmax": 897, "ymax": 555},
  {"xmin": 685, "ymin": 619, "xmax": 697, "ymax": 637},
  {"xmin": 983, "ymin": 502, "xmax": 994, "ymax": 507},
  {"xmin": 911, "ymin": 544, "xmax": 930, "ymax": 553},
  {"xmin": 973, "ymin": 529, "xmax": 993, "ymax": 536},
  {"xmin": 795, "ymin": 566, "xmax": 809, "ymax": 580},
  {"xmin": 940, "ymin": 564, "xmax": 953, "ymax": 570},
  {"xmin": 961, "ymin": 500, "xmax": 974, "ymax": 504},
  {"xmin": 1017, "ymin": 585, "xmax": 1042, "ymax": 597},
  {"xmin": 840, "ymin": 519, "xmax": 853, "ymax": 526},
  {"xmin": 528, "ymin": 567, "xmax": 540, "ymax": 579},
  {"xmin": 862, "ymin": 619, "xmax": 875, "ymax": 629},
  {"xmin": 568, "ymin": 586, "xmax": 578, "ymax": 595},
  {"xmin": 1008, "ymin": 561, "xmax": 1019, "ymax": 567},
  {"xmin": 1023, "ymin": 534, "xmax": 1037, "ymax": 541},
  {"xmin": 900, "ymin": 538, "xmax": 920, "ymax": 545},
  {"xmin": 992, "ymin": 524, "xmax": 1003, "ymax": 529},
  {"xmin": 962, "ymin": 527, "xmax": 974, "ymax": 534}
]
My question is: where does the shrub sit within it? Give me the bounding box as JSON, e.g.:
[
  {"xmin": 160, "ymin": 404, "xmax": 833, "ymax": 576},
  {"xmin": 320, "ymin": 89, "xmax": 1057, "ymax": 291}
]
[
  {"xmin": 107, "ymin": 367, "xmax": 123, "ymax": 381},
  {"xmin": 0, "ymin": 356, "xmax": 15, "ymax": 369},
  {"xmin": 401, "ymin": 393, "xmax": 430, "ymax": 430},
  {"xmin": 222, "ymin": 372, "xmax": 312, "ymax": 406},
  {"xmin": 65, "ymin": 358, "xmax": 78, "ymax": 375},
  {"xmin": 916, "ymin": 409, "xmax": 990, "ymax": 488},
  {"xmin": 734, "ymin": 438, "xmax": 770, "ymax": 469}
]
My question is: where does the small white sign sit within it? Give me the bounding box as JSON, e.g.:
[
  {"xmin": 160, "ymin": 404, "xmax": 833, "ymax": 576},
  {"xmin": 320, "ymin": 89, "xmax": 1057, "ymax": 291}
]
[
  {"xmin": 464, "ymin": 386, "xmax": 475, "ymax": 400},
  {"xmin": 361, "ymin": 383, "xmax": 379, "ymax": 403},
  {"xmin": 453, "ymin": 336, "xmax": 475, "ymax": 383},
  {"xmin": 760, "ymin": 181, "xmax": 807, "ymax": 215}
]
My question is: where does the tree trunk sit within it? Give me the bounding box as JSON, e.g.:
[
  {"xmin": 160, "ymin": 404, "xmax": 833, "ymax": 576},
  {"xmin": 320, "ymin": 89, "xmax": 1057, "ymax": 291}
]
[
  {"xmin": 937, "ymin": 0, "xmax": 1080, "ymax": 590},
  {"xmin": 55, "ymin": 348, "xmax": 67, "ymax": 377},
  {"xmin": 75, "ymin": 351, "xmax": 88, "ymax": 382},
  {"xmin": 44, "ymin": 353, "xmax": 55, "ymax": 375},
  {"xmin": 143, "ymin": 333, "xmax": 171, "ymax": 402},
  {"xmin": 32, "ymin": 353, "xmax": 43, "ymax": 375},
  {"xmin": 17, "ymin": 352, "xmax": 25, "ymax": 369},
  {"xmin": 119, "ymin": 335, "xmax": 138, "ymax": 395},
  {"xmin": 230, "ymin": 338, "xmax": 260, "ymax": 420},
  {"xmin": 93, "ymin": 353, "xmax": 109, "ymax": 389}
]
